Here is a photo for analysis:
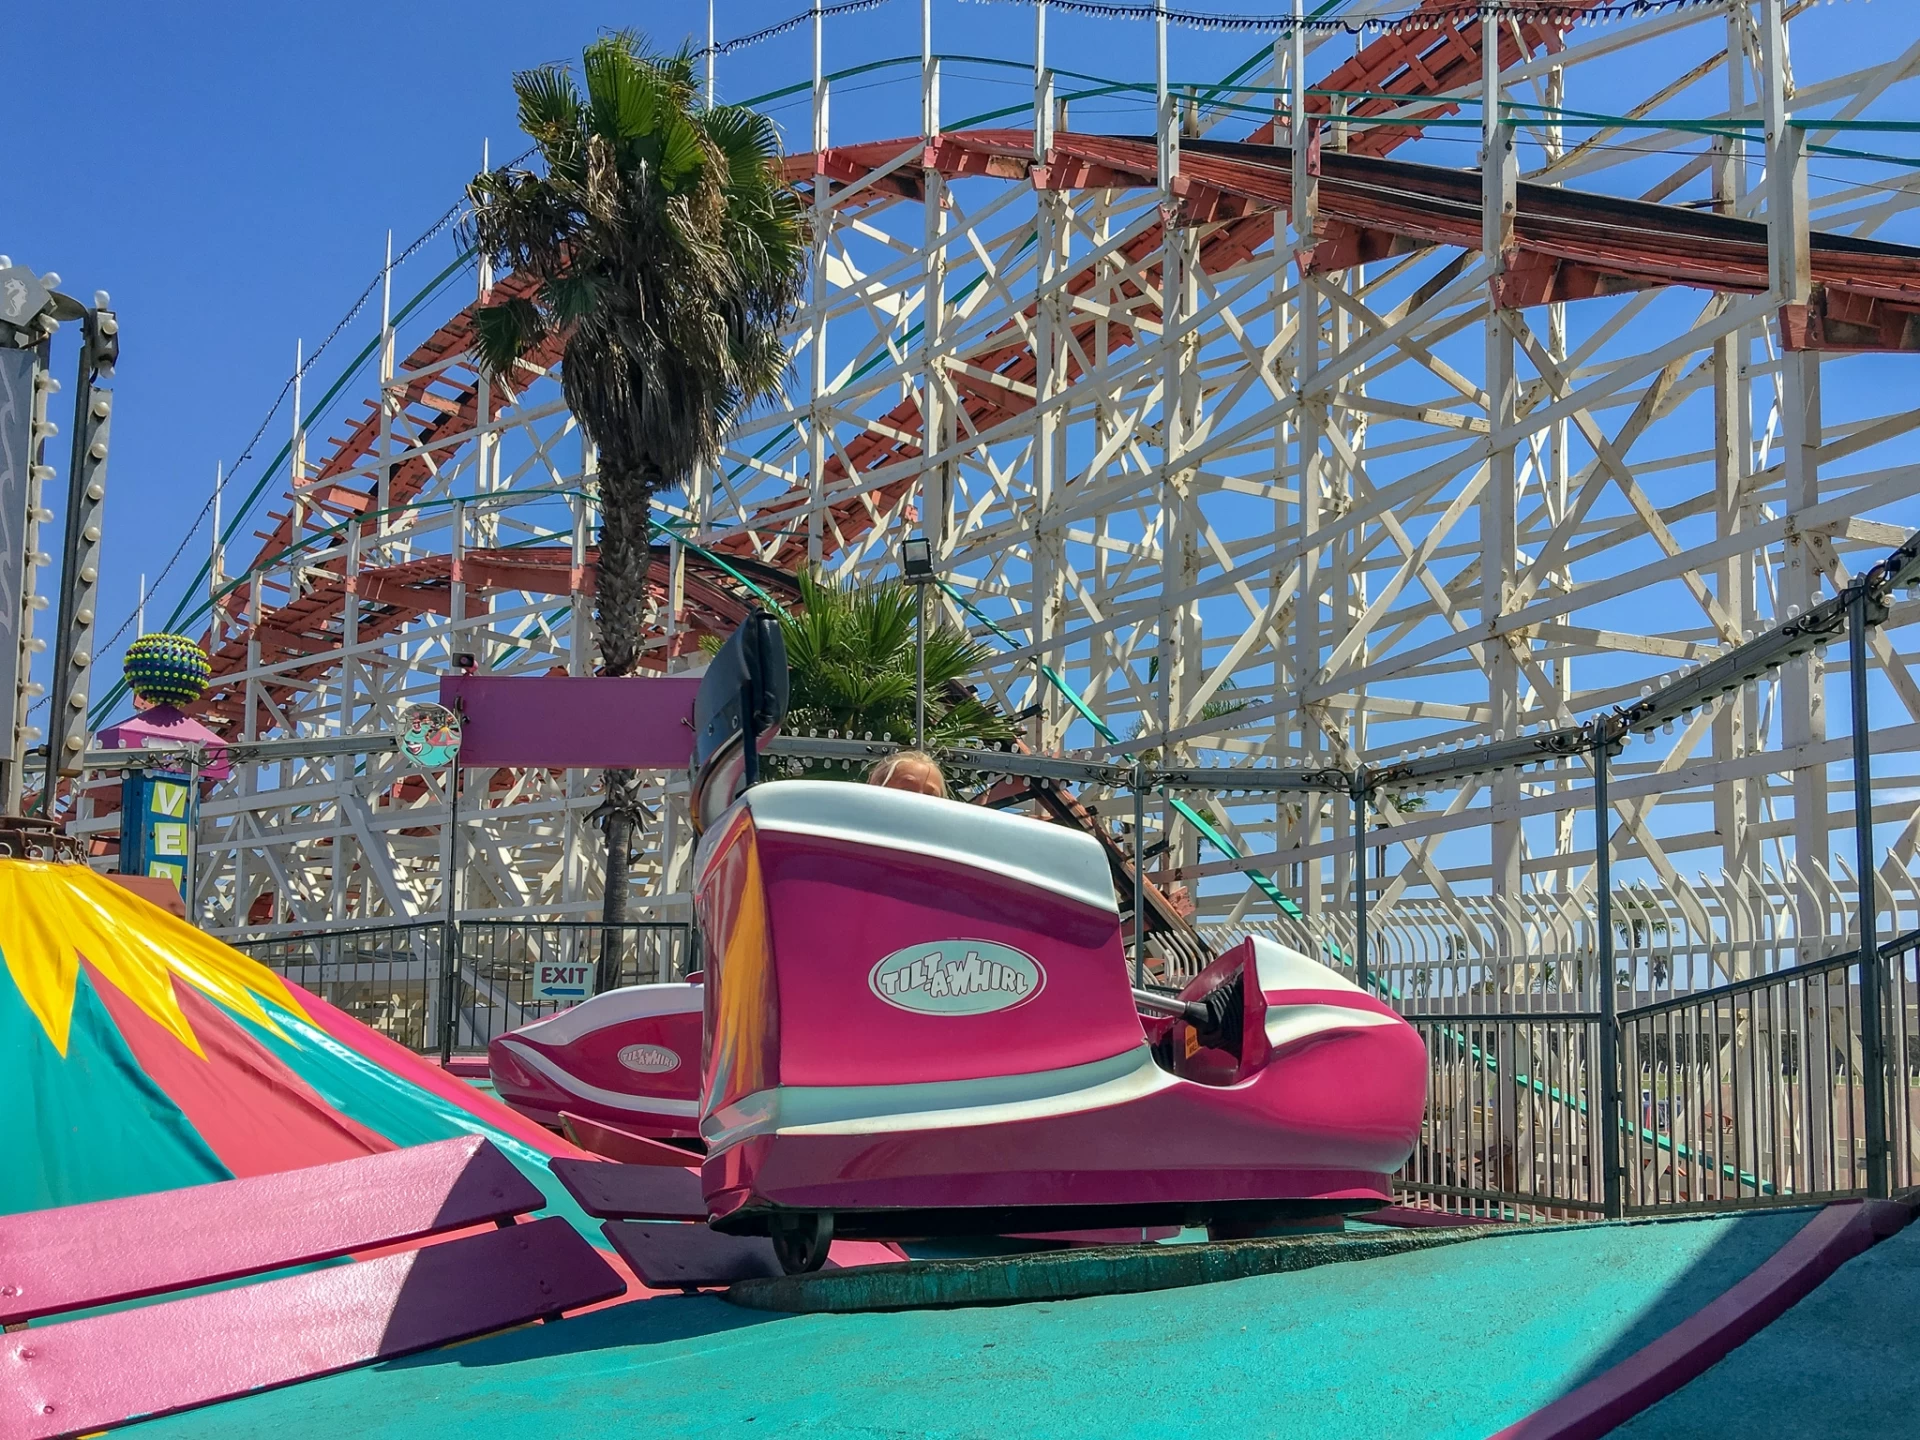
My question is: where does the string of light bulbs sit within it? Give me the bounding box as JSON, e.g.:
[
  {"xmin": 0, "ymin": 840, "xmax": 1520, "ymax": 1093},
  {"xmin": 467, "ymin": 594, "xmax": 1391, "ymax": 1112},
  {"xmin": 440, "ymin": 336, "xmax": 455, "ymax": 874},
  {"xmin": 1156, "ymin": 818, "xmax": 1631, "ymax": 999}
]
[
  {"xmin": 957, "ymin": 0, "xmax": 1836, "ymax": 37},
  {"xmin": 695, "ymin": 0, "xmax": 892, "ymax": 60}
]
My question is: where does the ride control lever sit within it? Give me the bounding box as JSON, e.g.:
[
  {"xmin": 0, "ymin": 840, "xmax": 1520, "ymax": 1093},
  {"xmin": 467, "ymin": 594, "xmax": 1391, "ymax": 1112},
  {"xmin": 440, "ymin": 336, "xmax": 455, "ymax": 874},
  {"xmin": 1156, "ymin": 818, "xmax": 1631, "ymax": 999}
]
[{"xmin": 1131, "ymin": 987, "xmax": 1215, "ymax": 1029}]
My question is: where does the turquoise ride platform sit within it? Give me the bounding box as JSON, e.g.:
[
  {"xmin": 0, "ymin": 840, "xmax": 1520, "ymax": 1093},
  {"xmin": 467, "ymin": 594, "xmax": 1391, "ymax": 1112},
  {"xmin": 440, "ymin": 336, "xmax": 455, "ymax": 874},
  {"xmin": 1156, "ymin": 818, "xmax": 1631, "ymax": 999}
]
[
  {"xmin": 140, "ymin": 1209, "xmax": 1818, "ymax": 1440},
  {"xmin": 1615, "ymin": 1212, "xmax": 1920, "ymax": 1440}
]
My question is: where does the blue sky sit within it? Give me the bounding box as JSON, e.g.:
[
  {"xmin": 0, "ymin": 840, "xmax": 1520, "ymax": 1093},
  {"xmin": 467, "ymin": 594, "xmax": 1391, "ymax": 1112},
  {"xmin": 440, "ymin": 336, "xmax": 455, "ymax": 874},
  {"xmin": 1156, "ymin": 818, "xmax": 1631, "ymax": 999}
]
[{"xmin": 9, "ymin": 0, "xmax": 1180, "ymax": 702}]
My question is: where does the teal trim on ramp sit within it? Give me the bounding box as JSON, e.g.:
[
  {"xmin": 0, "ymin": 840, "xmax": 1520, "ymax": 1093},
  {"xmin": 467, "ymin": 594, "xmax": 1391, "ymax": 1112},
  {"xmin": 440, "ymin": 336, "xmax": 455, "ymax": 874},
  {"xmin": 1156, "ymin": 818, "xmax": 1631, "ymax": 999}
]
[{"xmin": 137, "ymin": 1210, "xmax": 1814, "ymax": 1440}]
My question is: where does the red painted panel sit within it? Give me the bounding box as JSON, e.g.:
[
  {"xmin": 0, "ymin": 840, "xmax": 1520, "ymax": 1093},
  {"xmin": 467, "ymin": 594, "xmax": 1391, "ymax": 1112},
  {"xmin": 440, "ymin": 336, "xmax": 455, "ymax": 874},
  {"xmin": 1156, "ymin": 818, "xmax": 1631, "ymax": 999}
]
[
  {"xmin": 1, "ymin": 1217, "xmax": 623, "ymax": 1440},
  {"xmin": 0, "ymin": 1135, "xmax": 542, "ymax": 1326},
  {"xmin": 290, "ymin": 982, "xmax": 589, "ymax": 1162},
  {"xmin": 84, "ymin": 963, "xmax": 390, "ymax": 1178}
]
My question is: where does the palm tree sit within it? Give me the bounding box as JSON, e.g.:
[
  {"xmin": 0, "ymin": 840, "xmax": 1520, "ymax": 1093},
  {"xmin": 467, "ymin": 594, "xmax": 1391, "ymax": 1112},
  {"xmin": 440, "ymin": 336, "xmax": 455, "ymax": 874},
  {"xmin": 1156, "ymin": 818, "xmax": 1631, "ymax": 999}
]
[
  {"xmin": 467, "ymin": 34, "xmax": 806, "ymax": 930},
  {"xmin": 769, "ymin": 570, "xmax": 1013, "ymax": 769},
  {"xmin": 1123, "ymin": 657, "xmax": 1251, "ymax": 763}
]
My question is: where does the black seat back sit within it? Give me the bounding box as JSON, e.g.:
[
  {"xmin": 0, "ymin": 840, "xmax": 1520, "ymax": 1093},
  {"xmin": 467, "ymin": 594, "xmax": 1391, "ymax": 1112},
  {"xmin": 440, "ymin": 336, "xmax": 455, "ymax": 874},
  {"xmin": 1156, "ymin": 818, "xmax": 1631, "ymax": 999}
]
[{"xmin": 691, "ymin": 610, "xmax": 789, "ymax": 831}]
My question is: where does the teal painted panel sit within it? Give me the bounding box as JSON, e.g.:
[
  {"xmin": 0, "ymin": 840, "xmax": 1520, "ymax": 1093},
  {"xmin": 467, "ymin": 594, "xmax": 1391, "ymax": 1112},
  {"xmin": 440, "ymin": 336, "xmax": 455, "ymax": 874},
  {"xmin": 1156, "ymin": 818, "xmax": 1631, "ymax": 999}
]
[
  {"xmin": 0, "ymin": 966, "xmax": 229, "ymax": 1216},
  {"xmin": 227, "ymin": 1000, "xmax": 608, "ymax": 1244}
]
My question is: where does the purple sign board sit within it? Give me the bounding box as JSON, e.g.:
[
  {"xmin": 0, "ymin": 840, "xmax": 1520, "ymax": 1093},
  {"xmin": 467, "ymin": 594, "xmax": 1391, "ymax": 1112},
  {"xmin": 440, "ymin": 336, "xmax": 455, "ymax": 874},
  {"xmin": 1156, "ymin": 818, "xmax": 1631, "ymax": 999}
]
[{"xmin": 437, "ymin": 674, "xmax": 703, "ymax": 771}]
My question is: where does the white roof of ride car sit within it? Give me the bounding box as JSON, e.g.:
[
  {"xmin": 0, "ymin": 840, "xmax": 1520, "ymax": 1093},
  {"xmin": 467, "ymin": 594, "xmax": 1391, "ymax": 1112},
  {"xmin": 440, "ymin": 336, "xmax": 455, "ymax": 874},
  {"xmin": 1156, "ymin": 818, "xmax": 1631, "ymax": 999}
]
[{"xmin": 697, "ymin": 779, "xmax": 1118, "ymax": 915}]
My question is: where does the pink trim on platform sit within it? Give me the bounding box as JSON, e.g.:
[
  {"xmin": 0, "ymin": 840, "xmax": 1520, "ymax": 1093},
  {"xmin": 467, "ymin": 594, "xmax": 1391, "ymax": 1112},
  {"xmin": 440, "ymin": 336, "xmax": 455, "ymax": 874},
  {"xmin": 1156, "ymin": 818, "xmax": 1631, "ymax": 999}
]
[
  {"xmin": 1489, "ymin": 1198, "xmax": 1915, "ymax": 1440},
  {"xmin": 0, "ymin": 1217, "xmax": 622, "ymax": 1440},
  {"xmin": 0, "ymin": 1136, "xmax": 542, "ymax": 1327},
  {"xmin": 1367, "ymin": 1205, "xmax": 1508, "ymax": 1229}
]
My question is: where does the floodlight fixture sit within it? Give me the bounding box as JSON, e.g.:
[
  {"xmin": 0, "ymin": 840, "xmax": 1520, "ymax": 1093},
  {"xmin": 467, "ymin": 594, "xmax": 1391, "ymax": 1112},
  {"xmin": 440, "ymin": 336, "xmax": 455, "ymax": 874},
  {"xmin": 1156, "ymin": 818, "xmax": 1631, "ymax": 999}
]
[{"xmin": 901, "ymin": 535, "xmax": 936, "ymax": 583}]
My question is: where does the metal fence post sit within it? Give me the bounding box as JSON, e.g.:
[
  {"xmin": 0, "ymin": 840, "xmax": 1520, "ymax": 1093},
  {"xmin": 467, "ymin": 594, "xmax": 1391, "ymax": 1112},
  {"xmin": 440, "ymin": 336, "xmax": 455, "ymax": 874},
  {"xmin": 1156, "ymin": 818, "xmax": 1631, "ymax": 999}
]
[
  {"xmin": 1351, "ymin": 773, "xmax": 1370, "ymax": 995},
  {"xmin": 1132, "ymin": 761, "xmax": 1146, "ymax": 988},
  {"xmin": 438, "ymin": 919, "xmax": 458, "ymax": 1064},
  {"xmin": 440, "ymin": 763, "xmax": 461, "ymax": 1064},
  {"xmin": 1594, "ymin": 725, "xmax": 1624, "ymax": 1218},
  {"xmin": 1850, "ymin": 584, "xmax": 1889, "ymax": 1197}
]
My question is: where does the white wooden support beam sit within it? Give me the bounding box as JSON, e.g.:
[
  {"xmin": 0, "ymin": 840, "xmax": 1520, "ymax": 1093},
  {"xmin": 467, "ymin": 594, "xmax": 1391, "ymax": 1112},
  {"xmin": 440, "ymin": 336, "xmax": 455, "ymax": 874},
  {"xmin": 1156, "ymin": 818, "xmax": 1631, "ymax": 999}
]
[
  {"xmin": 1483, "ymin": 7, "xmax": 1523, "ymax": 900},
  {"xmin": 1763, "ymin": 0, "xmax": 1830, "ymax": 909}
]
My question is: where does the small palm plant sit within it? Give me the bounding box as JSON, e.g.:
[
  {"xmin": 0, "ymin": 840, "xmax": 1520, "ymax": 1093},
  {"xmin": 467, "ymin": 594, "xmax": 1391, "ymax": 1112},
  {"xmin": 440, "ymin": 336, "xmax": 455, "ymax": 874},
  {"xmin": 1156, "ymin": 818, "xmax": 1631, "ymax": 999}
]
[
  {"xmin": 466, "ymin": 32, "xmax": 806, "ymax": 927},
  {"xmin": 764, "ymin": 570, "xmax": 1013, "ymax": 773}
]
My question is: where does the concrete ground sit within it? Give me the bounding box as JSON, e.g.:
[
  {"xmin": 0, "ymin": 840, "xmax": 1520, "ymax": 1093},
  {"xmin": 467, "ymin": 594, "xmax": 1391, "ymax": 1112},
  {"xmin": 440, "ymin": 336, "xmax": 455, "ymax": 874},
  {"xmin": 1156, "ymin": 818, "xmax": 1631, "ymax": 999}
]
[
  {"xmin": 1615, "ymin": 1215, "xmax": 1920, "ymax": 1440},
  {"xmin": 133, "ymin": 1209, "xmax": 1815, "ymax": 1440}
]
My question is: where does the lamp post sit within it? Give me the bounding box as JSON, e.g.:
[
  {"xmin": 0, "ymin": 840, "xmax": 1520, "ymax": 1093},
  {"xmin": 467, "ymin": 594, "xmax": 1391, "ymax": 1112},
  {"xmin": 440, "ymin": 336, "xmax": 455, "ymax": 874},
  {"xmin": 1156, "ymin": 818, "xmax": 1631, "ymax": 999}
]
[
  {"xmin": 1849, "ymin": 580, "xmax": 1889, "ymax": 1197},
  {"xmin": 1591, "ymin": 715, "xmax": 1625, "ymax": 1220},
  {"xmin": 1350, "ymin": 772, "xmax": 1370, "ymax": 996},
  {"xmin": 901, "ymin": 536, "xmax": 936, "ymax": 747}
]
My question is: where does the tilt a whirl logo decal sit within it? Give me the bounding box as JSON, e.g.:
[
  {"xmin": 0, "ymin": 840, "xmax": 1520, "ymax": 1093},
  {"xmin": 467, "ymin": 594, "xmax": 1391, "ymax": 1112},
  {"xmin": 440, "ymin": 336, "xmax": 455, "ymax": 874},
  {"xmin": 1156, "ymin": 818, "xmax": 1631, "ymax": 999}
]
[{"xmin": 869, "ymin": 940, "xmax": 1046, "ymax": 1016}]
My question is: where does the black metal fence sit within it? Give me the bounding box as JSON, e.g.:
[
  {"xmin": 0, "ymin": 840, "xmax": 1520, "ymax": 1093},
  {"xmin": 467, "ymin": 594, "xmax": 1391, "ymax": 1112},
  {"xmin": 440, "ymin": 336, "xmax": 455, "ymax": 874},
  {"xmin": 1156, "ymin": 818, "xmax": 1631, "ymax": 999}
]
[
  {"xmin": 238, "ymin": 914, "xmax": 1917, "ymax": 1216},
  {"xmin": 1398, "ymin": 1012, "xmax": 1605, "ymax": 1220},
  {"xmin": 234, "ymin": 918, "xmax": 697, "ymax": 1060},
  {"xmin": 241, "ymin": 922, "xmax": 448, "ymax": 1054},
  {"xmin": 1398, "ymin": 931, "xmax": 1920, "ymax": 1219},
  {"xmin": 452, "ymin": 920, "xmax": 697, "ymax": 1052}
]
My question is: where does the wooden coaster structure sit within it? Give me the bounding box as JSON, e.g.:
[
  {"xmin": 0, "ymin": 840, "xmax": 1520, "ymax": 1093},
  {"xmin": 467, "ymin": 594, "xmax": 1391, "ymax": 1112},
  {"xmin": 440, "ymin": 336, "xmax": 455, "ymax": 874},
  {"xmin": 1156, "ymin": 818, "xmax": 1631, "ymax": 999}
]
[{"xmin": 57, "ymin": 0, "xmax": 1920, "ymax": 1013}]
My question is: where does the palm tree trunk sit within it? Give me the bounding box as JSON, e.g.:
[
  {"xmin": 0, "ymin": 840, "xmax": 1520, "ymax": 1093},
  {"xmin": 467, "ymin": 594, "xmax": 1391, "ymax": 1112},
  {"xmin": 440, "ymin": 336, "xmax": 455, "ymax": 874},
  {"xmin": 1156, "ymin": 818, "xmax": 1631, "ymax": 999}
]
[
  {"xmin": 598, "ymin": 770, "xmax": 639, "ymax": 990},
  {"xmin": 594, "ymin": 461, "xmax": 656, "ymax": 985}
]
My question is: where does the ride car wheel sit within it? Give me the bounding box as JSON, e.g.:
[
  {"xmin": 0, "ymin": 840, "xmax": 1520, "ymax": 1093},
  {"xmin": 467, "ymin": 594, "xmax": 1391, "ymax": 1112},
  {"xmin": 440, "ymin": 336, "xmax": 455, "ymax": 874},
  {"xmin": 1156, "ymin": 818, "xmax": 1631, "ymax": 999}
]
[{"xmin": 769, "ymin": 1211, "xmax": 834, "ymax": 1274}]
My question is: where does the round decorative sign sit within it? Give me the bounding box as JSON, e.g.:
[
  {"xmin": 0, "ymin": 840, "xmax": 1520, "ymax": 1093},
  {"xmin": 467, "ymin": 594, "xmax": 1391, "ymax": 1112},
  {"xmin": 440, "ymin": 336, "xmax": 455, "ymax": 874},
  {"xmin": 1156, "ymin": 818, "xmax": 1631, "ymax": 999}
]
[
  {"xmin": 397, "ymin": 702, "xmax": 462, "ymax": 769},
  {"xmin": 868, "ymin": 940, "xmax": 1045, "ymax": 1017},
  {"xmin": 617, "ymin": 1043, "xmax": 681, "ymax": 1074}
]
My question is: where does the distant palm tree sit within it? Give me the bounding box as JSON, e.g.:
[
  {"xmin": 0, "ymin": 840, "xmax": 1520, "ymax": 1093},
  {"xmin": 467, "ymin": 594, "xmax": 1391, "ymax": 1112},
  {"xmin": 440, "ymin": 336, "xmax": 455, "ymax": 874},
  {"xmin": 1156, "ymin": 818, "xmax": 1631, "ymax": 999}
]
[
  {"xmin": 1612, "ymin": 895, "xmax": 1672, "ymax": 950},
  {"xmin": 1123, "ymin": 657, "xmax": 1251, "ymax": 763},
  {"xmin": 467, "ymin": 33, "xmax": 805, "ymax": 928},
  {"xmin": 771, "ymin": 570, "xmax": 1013, "ymax": 767}
]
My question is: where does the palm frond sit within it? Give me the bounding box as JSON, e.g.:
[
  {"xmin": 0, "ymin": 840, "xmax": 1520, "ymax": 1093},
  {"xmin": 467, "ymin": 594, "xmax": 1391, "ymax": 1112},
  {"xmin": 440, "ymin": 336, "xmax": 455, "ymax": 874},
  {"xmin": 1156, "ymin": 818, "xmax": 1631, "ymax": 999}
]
[
  {"xmin": 583, "ymin": 38, "xmax": 666, "ymax": 150},
  {"xmin": 473, "ymin": 28, "xmax": 808, "ymax": 692},
  {"xmin": 776, "ymin": 571, "xmax": 1014, "ymax": 757},
  {"xmin": 513, "ymin": 65, "xmax": 584, "ymax": 167},
  {"xmin": 472, "ymin": 296, "xmax": 549, "ymax": 374}
]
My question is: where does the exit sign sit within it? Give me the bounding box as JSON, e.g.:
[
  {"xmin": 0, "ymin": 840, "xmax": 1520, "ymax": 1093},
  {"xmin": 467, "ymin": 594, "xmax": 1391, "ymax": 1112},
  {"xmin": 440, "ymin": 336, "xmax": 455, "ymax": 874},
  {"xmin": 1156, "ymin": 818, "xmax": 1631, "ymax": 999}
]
[{"xmin": 535, "ymin": 962, "xmax": 592, "ymax": 1001}]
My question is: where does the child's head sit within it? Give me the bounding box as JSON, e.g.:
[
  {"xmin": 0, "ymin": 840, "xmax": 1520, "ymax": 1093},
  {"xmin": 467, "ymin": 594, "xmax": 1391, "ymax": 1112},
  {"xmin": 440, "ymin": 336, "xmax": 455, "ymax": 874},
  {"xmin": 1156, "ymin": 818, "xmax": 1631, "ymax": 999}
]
[{"xmin": 865, "ymin": 749, "xmax": 947, "ymax": 798}]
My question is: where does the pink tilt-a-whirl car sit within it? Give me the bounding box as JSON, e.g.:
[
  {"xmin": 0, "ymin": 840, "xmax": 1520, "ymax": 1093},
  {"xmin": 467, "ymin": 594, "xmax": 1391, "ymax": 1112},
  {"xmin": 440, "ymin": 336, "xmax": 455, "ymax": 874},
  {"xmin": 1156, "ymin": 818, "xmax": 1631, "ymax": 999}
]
[{"xmin": 493, "ymin": 611, "xmax": 1427, "ymax": 1273}]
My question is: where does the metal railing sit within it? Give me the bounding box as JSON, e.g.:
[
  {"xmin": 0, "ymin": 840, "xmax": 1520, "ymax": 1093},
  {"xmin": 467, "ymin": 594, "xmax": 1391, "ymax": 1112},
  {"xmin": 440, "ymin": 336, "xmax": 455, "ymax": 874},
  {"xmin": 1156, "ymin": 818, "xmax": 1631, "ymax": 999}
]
[
  {"xmin": 235, "ymin": 918, "xmax": 697, "ymax": 1059},
  {"xmin": 450, "ymin": 920, "xmax": 697, "ymax": 1053},
  {"xmin": 1398, "ymin": 1012, "xmax": 1606, "ymax": 1221},
  {"xmin": 1620, "ymin": 937, "xmax": 1920, "ymax": 1212},
  {"xmin": 1397, "ymin": 930, "xmax": 1920, "ymax": 1219},
  {"xmin": 238, "ymin": 921, "xmax": 449, "ymax": 1054},
  {"xmin": 234, "ymin": 912, "xmax": 1913, "ymax": 1222}
]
